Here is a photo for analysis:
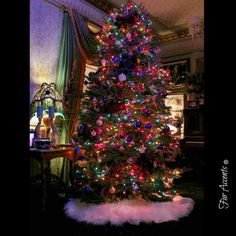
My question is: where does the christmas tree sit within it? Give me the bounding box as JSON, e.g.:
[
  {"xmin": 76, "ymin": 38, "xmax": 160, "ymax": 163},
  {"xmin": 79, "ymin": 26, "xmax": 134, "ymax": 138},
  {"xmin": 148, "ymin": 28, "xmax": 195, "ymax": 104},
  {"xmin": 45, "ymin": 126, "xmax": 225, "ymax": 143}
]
[{"xmin": 72, "ymin": 1, "xmax": 181, "ymax": 203}]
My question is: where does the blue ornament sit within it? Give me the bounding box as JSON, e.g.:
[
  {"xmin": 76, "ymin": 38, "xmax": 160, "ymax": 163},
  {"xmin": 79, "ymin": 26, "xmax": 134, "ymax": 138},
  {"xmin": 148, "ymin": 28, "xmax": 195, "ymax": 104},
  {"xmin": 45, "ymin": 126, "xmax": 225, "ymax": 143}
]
[
  {"xmin": 74, "ymin": 146, "xmax": 81, "ymax": 153},
  {"xmin": 138, "ymin": 45, "xmax": 143, "ymax": 52},
  {"xmin": 146, "ymin": 123, "xmax": 152, "ymax": 129},
  {"xmin": 126, "ymin": 136, "xmax": 132, "ymax": 142},
  {"xmin": 135, "ymin": 120, "xmax": 141, "ymax": 127},
  {"xmin": 157, "ymin": 144, "xmax": 163, "ymax": 150},
  {"xmin": 102, "ymin": 96, "xmax": 108, "ymax": 102},
  {"xmin": 79, "ymin": 156, "xmax": 86, "ymax": 160},
  {"xmin": 112, "ymin": 57, "xmax": 119, "ymax": 63},
  {"xmin": 149, "ymin": 48, "xmax": 154, "ymax": 52},
  {"xmin": 78, "ymin": 124, "xmax": 86, "ymax": 133},
  {"xmin": 85, "ymin": 186, "xmax": 91, "ymax": 192}
]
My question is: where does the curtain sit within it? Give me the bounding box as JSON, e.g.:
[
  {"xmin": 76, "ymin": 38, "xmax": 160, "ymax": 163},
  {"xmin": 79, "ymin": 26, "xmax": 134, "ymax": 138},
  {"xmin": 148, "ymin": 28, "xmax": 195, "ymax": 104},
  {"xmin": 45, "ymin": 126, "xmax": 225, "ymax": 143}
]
[
  {"xmin": 54, "ymin": 8, "xmax": 98, "ymax": 184},
  {"xmin": 64, "ymin": 7, "xmax": 99, "ymax": 138}
]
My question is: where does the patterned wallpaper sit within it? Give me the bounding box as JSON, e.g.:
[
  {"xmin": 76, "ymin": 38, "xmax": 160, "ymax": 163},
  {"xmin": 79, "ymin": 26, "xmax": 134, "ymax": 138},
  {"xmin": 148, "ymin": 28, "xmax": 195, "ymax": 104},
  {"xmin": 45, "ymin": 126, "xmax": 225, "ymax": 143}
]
[{"xmin": 30, "ymin": 0, "xmax": 63, "ymax": 102}]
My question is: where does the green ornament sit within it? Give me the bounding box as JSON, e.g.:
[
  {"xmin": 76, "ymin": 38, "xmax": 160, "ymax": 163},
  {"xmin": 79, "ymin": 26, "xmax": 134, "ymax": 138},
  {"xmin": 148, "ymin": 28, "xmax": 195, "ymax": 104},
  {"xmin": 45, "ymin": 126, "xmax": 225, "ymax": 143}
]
[{"xmin": 124, "ymin": 98, "xmax": 130, "ymax": 104}]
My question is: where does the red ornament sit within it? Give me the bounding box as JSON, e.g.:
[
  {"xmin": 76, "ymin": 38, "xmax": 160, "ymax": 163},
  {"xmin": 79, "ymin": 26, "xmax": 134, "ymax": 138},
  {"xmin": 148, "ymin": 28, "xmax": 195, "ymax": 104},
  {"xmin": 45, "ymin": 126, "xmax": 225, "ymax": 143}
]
[
  {"xmin": 96, "ymin": 128, "xmax": 103, "ymax": 135},
  {"xmin": 119, "ymin": 131, "xmax": 126, "ymax": 138},
  {"xmin": 168, "ymin": 156, "xmax": 175, "ymax": 162},
  {"xmin": 117, "ymin": 82, "xmax": 124, "ymax": 88}
]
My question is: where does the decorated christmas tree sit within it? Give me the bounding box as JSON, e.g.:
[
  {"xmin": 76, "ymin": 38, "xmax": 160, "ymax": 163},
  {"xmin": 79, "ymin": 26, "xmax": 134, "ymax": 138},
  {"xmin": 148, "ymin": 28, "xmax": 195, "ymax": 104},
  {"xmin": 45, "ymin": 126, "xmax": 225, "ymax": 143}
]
[{"xmin": 72, "ymin": 1, "xmax": 181, "ymax": 203}]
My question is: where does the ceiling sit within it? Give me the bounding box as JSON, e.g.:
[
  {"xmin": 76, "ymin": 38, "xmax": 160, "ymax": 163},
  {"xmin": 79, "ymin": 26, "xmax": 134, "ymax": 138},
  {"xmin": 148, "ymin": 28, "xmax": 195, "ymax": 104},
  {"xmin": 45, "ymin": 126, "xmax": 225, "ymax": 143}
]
[{"xmin": 111, "ymin": 0, "xmax": 204, "ymax": 36}]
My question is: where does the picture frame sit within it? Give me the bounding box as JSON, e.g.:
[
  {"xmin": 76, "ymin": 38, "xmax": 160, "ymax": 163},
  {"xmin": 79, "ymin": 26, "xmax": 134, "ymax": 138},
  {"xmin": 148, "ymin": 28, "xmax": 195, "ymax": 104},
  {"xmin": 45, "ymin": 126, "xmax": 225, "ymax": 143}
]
[
  {"xmin": 165, "ymin": 94, "xmax": 185, "ymax": 111},
  {"xmin": 188, "ymin": 100, "xmax": 198, "ymax": 109},
  {"xmin": 162, "ymin": 58, "xmax": 190, "ymax": 84}
]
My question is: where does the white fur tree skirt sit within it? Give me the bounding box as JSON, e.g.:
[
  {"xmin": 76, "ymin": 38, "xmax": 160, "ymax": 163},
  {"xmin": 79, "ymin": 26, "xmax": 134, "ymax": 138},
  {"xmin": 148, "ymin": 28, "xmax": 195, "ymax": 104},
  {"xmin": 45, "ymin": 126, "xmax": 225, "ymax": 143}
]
[{"xmin": 64, "ymin": 195, "xmax": 194, "ymax": 225}]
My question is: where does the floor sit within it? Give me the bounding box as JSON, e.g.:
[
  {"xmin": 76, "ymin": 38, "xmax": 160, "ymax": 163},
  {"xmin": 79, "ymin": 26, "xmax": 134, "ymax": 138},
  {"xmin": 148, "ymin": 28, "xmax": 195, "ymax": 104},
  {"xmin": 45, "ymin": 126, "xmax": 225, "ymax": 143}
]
[{"xmin": 30, "ymin": 169, "xmax": 204, "ymax": 236}]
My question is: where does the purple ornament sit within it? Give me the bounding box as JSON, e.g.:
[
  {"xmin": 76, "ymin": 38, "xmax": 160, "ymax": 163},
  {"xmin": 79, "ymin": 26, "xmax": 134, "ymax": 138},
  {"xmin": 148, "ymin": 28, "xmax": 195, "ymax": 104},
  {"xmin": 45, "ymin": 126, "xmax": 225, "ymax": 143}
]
[
  {"xmin": 138, "ymin": 45, "xmax": 143, "ymax": 52},
  {"xmin": 126, "ymin": 136, "xmax": 132, "ymax": 142},
  {"xmin": 102, "ymin": 96, "xmax": 108, "ymax": 102},
  {"xmin": 146, "ymin": 123, "xmax": 152, "ymax": 129},
  {"xmin": 112, "ymin": 57, "xmax": 119, "ymax": 63},
  {"xmin": 133, "ymin": 184, "xmax": 139, "ymax": 192},
  {"xmin": 85, "ymin": 186, "xmax": 91, "ymax": 192},
  {"xmin": 109, "ymin": 34, "xmax": 114, "ymax": 40}
]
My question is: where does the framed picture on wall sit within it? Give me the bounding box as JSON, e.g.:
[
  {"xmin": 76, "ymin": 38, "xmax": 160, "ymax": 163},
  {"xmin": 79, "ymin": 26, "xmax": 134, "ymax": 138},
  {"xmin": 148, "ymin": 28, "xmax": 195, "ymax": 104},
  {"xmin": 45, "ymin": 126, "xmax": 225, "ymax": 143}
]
[
  {"xmin": 162, "ymin": 59, "xmax": 190, "ymax": 84},
  {"xmin": 165, "ymin": 94, "xmax": 185, "ymax": 111},
  {"xmin": 188, "ymin": 100, "xmax": 198, "ymax": 109}
]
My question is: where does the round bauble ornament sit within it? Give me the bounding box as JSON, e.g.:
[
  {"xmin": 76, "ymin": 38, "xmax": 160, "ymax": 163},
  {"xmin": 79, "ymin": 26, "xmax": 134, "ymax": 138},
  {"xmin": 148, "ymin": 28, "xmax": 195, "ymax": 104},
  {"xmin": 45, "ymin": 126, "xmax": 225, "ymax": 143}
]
[
  {"xmin": 92, "ymin": 97, "xmax": 97, "ymax": 104},
  {"xmin": 102, "ymin": 96, "xmax": 108, "ymax": 103},
  {"xmin": 101, "ymin": 59, "xmax": 107, "ymax": 65},
  {"xmin": 111, "ymin": 57, "xmax": 119, "ymax": 63},
  {"xmin": 117, "ymin": 82, "xmax": 124, "ymax": 88},
  {"xmin": 109, "ymin": 185, "xmax": 116, "ymax": 194},
  {"xmin": 146, "ymin": 123, "xmax": 152, "ymax": 129},
  {"xmin": 130, "ymin": 140, "xmax": 135, "ymax": 145},
  {"xmin": 119, "ymin": 73, "xmax": 127, "ymax": 82},
  {"xmin": 149, "ymin": 48, "xmax": 154, "ymax": 53},
  {"xmin": 119, "ymin": 146, "xmax": 125, "ymax": 152},
  {"xmin": 115, "ymin": 40, "xmax": 121, "ymax": 46},
  {"xmin": 133, "ymin": 184, "xmax": 139, "ymax": 192},
  {"xmin": 109, "ymin": 34, "xmax": 114, "ymax": 40},
  {"xmin": 126, "ymin": 32, "xmax": 131, "ymax": 38},
  {"xmin": 127, "ymin": 156, "xmax": 135, "ymax": 164},
  {"xmin": 118, "ymin": 131, "xmax": 126, "ymax": 138},
  {"xmin": 78, "ymin": 156, "xmax": 88, "ymax": 168},
  {"xmin": 138, "ymin": 45, "xmax": 143, "ymax": 52},
  {"xmin": 96, "ymin": 128, "xmax": 103, "ymax": 135},
  {"xmin": 126, "ymin": 136, "xmax": 132, "ymax": 142},
  {"xmin": 111, "ymin": 142, "xmax": 116, "ymax": 147},
  {"xmin": 135, "ymin": 120, "xmax": 141, "ymax": 127},
  {"xmin": 84, "ymin": 186, "xmax": 91, "ymax": 192},
  {"xmin": 91, "ymin": 130, "xmax": 96, "ymax": 136},
  {"xmin": 139, "ymin": 144, "xmax": 146, "ymax": 153},
  {"xmin": 124, "ymin": 98, "xmax": 130, "ymax": 104},
  {"xmin": 74, "ymin": 146, "xmax": 81, "ymax": 154},
  {"xmin": 96, "ymin": 119, "xmax": 103, "ymax": 126}
]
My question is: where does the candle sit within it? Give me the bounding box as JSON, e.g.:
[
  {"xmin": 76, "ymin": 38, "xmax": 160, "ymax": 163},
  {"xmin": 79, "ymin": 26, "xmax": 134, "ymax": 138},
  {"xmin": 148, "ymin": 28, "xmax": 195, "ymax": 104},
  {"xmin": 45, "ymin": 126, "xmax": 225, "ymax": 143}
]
[
  {"xmin": 37, "ymin": 106, "xmax": 43, "ymax": 118},
  {"xmin": 49, "ymin": 106, "xmax": 54, "ymax": 118}
]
